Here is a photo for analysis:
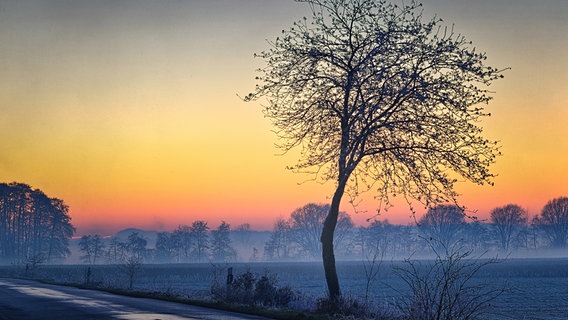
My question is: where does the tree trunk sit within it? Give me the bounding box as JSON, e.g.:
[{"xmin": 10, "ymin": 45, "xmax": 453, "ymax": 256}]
[{"xmin": 321, "ymin": 177, "xmax": 348, "ymax": 301}]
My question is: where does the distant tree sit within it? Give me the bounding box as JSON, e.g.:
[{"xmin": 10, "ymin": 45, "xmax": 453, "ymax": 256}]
[
  {"xmin": 79, "ymin": 235, "xmax": 93, "ymax": 264},
  {"xmin": 363, "ymin": 220, "xmax": 394, "ymax": 258},
  {"xmin": 264, "ymin": 218, "xmax": 293, "ymax": 260},
  {"xmin": 106, "ymin": 237, "xmax": 127, "ymax": 264},
  {"xmin": 532, "ymin": 197, "xmax": 568, "ymax": 248},
  {"xmin": 289, "ymin": 204, "xmax": 328, "ymax": 258},
  {"xmin": 119, "ymin": 255, "xmax": 143, "ymax": 290},
  {"xmin": 419, "ymin": 205, "xmax": 466, "ymax": 249},
  {"xmin": 189, "ymin": 220, "xmax": 209, "ymax": 262},
  {"xmin": 126, "ymin": 232, "xmax": 147, "ymax": 261},
  {"xmin": 155, "ymin": 232, "xmax": 177, "ymax": 262},
  {"xmin": 461, "ymin": 221, "xmax": 492, "ymax": 252},
  {"xmin": 78, "ymin": 234, "xmax": 105, "ymax": 264},
  {"xmin": 490, "ymin": 204, "xmax": 527, "ymax": 251},
  {"xmin": 234, "ymin": 223, "xmax": 252, "ymax": 244},
  {"xmin": 173, "ymin": 225, "xmax": 192, "ymax": 262},
  {"xmin": 246, "ymin": 0, "xmax": 504, "ymax": 299},
  {"xmin": 210, "ymin": 221, "xmax": 236, "ymax": 262},
  {"xmin": 288, "ymin": 203, "xmax": 353, "ymax": 259},
  {"xmin": 362, "ymin": 220, "xmax": 418, "ymax": 258},
  {"xmin": 90, "ymin": 235, "xmax": 105, "ymax": 264}
]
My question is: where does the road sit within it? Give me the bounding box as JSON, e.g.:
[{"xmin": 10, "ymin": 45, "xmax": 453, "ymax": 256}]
[{"xmin": 0, "ymin": 278, "xmax": 272, "ymax": 320}]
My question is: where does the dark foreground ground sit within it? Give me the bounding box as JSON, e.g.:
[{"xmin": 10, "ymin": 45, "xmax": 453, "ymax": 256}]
[
  {"xmin": 2, "ymin": 258, "xmax": 568, "ymax": 319},
  {"xmin": 0, "ymin": 278, "xmax": 271, "ymax": 320}
]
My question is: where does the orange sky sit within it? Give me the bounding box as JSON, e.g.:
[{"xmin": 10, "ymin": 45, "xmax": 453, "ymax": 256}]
[{"xmin": 1, "ymin": 0, "xmax": 567, "ymax": 236}]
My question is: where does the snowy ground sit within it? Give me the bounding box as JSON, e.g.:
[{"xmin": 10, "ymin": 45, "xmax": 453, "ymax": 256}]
[{"xmin": 2, "ymin": 258, "xmax": 567, "ymax": 319}]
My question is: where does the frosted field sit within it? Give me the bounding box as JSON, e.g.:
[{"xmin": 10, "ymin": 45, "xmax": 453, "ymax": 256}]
[{"xmin": 2, "ymin": 258, "xmax": 567, "ymax": 320}]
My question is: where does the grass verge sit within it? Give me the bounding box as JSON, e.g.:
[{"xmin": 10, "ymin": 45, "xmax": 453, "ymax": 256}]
[{"xmin": 31, "ymin": 278, "xmax": 330, "ymax": 320}]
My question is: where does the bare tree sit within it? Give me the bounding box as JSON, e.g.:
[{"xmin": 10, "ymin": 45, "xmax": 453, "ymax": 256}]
[
  {"xmin": 264, "ymin": 218, "xmax": 293, "ymax": 260},
  {"xmin": 155, "ymin": 232, "xmax": 177, "ymax": 262},
  {"xmin": 211, "ymin": 221, "xmax": 236, "ymax": 262},
  {"xmin": 490, "ymin": 204, "xmax": 527, "ymax": 251},
  {"xmin": 289, "ymin": 203, "xmax": 353, "ymax": 259},
  {"xmin": 394, "ymin": 239, "xmax": 506, "ymax": 320},
  {"xmin": 119, "ymin": 255, "xmax": 143, "ymax": 290},
  {"xmin": 289, "ymin": 203, "xmax": 329, "ymax": 258},
  {"xmin": 363, "ymin": 220, "xmax": 394, "ymax": 258},
  {"xmin": 79, "ymin": 234, "xmax": 105, "ymax": 264},
  {"xmin": 106, "ymin": 237, "xmax": 127, "ymax": 264},
  {"xmin": 419, "ymin": 205, "xmax": 466, "ymax": 249},
  {"xmin": 190, "ymin": 220, "xmax": 209, "ymax": 262},
  {"xmin": 173, "ymin": 225, "xmax": 192, "ymax": 262},
  {"xmin": 126, "ymin": 232, "xmax": 147, "ymax": 261},
  {"xmin": 246, "ymin": 0, "xmax": 503, "ymax": 299},
  {"xmin": 361, "ymin": 229, "xmax": 385, "ymax": 306},
  {"xmin": 532, "ymin": 197, "xmax": 568, "ymax": 248}
]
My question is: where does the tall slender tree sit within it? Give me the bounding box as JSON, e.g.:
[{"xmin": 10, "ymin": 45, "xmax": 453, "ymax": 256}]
[{"xmin": 246, "ymin": 0, "xmax": 504, "ymax": 299}]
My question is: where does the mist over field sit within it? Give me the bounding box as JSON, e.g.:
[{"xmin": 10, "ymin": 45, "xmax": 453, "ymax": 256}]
[{"xmin": 1, "ymin": 0, "xmax": 567, "ymax": 318}]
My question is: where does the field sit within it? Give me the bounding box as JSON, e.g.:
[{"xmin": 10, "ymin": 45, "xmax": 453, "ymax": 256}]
[{"xmin": 2, "ymin": 258, "xmax": 567, "ymax": 320}]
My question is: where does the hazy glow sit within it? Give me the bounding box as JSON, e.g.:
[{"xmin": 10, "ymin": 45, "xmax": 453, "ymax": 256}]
[{"xmin": 1, "ymin": 0, "xmax": 566, "ymax": 235}]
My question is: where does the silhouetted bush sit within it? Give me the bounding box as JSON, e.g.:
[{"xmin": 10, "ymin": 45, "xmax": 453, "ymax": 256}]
[
  {"xmin": 210, "ymin": 268, "xmax": 296, "ymax": 308},
  {"xmin": 393, "ymin": 238, "xmax": 506, "ymax": 320}
]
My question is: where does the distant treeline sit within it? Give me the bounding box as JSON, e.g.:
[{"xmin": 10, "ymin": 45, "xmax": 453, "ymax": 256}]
[
  {"xmin": 78, "ymin": 221, "xmax": 243, "ymax": 265},
  {"xmin": 0, "ymin": 182, "xmax": 75, "ymax": 264},
  {"xmin": 260, "ymin": 200, "xmax": 568, "ymax": 261},
  {"xmin": 78, "ymin": 199, "xmax": 568, "ymax": 264},
  {"xmin": 5, "ymin": 180, "xmax": 565, "ymax": 265}
]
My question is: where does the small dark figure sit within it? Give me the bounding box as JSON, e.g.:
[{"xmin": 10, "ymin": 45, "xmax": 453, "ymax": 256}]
[
  {"xmin": 226, "ymin": 267, "xmax": 234, "ymax": 285},
  {"xmin": 85, "ymin": 266, "xmax": 92, "ymax": 285}
]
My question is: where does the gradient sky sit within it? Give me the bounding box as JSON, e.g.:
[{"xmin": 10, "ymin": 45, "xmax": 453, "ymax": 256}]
[{"xmin": 1, "ymin": 0, "xmax": 567, "ymax": 236}]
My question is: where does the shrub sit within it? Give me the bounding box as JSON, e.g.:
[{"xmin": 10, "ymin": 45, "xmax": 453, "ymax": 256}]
[
  {"xmin": 210, "ymin": 268, "xmax": 296, "ymax": 308},
  {"xmin": 228, "ymin": 270, "xmax": 256, "ymax": 304},
  {"xmin": 393, "ymin": 238, "xmax": 506, "ymax": 320}
]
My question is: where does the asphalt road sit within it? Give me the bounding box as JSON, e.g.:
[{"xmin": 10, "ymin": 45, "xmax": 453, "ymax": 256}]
[{"xmin": 0, "ymin": 278, "xmax": 272, "ymax": 320}]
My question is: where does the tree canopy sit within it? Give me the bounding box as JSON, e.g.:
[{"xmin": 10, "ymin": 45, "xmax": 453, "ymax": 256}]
[
  {"xmin": 0, "ymin": 182, "xmax": 75, "ymax": 263},
  {"xmin": 247, "ymin": 0, "xmax": 504, "ymax": 300}
]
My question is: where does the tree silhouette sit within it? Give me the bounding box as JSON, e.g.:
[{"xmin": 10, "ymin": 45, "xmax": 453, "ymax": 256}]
[
  {"xmin": 155, "ymin": 232, "xmax": 177, "ymax": 262},
  {"xmin": 532, "ymin": 197, "xmax": 568, "ymax": 248},
  {"xmin": 264, "ymin": 218, "xmax": 293, "ymax": 260},
  {"xmin": 173, "ymin": 225, "xmax": 192, "ymax": 262},
  {"xmin": 190, "ymin": 220, "xmax": 209, "ymax": 262},
  {"xmin": 79, "ymin": 234, "xmax": 105, "ymax": 264},
  {"xmin": 210, "ymin": 221, "xmax": 236, "ymax": 262},
  {"xmin": 45, "ymin": 198, "xmax": 75, "ymax": 263},
  {"xmin": 490, "ymin": 204, "xmax": 527, "ymax": 251},
  {"xmin": 289, "ymin": 203, "xmax": 353, "ymax": 258},
  {"xmin": 0, "ymin": 182, "xmax": 74, "ymax": 263},
  {"xmin": 247, "ymin": 0, "xmax": 503, "ymax": 299},
  {"xmin": 126, "ymin": 232, "xmax": 147, "ymax": 261},
  {"xmin": 419, "ymin": 205, "xmax": 466, "ymax": 249}
]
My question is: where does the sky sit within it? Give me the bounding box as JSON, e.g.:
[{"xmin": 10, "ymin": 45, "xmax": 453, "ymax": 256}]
[{"xmin": 1, "ymin": 0, "xmax": 567, "ymax": 236}]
